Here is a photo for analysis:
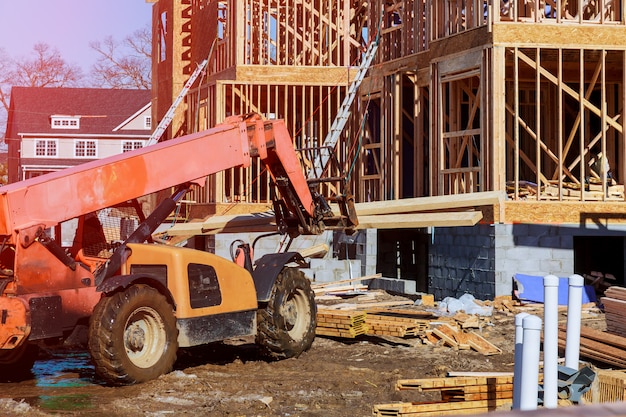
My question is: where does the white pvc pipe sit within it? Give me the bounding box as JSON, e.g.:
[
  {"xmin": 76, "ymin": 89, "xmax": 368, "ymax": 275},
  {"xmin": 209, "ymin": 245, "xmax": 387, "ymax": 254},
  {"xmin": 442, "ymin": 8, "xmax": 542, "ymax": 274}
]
[
  {"xmin": 520, "ymin": 314, "xmax": 542, "ymax": 411},
  {"xmin": 565, "ymin": 274, "xmax": 584, "ymax": 370},
  {"xmin": 512, "ymin": 312, "xmax": 530, "ymax": 410},
  {"xmin": 542, "ymin": 275, "xmax": 559, "ymax": 409}
]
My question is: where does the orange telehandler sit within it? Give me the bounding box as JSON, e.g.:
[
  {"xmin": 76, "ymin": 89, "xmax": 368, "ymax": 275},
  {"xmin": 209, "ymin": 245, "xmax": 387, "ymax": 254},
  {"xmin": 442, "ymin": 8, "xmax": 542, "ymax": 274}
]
[{"xmin": 0, "ymin": 114, "xmax": 357, "ymax": 385}]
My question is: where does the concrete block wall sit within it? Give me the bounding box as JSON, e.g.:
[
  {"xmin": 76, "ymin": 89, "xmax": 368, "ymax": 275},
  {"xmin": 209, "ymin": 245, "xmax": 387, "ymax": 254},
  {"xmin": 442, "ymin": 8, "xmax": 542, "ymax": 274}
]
[
  {"xmin": 431, "ymin": 222, "xmax": 626, "ymax": 300},
  {"xmin": 495, "ymin": 222, "xmax": 626, "ymax": 296},
  {"xmin": 428, "ymin": 224, "xmax": 496, "ymax": 300},
  {"xmin": 494, "ymin": 223, "xmax": 574, "ymax": 297}
]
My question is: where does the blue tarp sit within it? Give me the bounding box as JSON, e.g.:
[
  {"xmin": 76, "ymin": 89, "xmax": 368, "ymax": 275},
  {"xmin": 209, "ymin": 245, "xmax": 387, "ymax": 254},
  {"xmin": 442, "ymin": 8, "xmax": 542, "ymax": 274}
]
[{"xmin": 514, "ymin": 274, "xmax": 597, "ymax": 305}]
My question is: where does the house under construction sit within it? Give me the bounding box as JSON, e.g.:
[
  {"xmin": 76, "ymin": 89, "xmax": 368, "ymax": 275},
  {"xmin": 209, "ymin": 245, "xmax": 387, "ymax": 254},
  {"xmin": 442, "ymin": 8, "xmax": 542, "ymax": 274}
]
[{"xmin": 148, "ymin": 0, "xmax": 626, "ymax": 299}]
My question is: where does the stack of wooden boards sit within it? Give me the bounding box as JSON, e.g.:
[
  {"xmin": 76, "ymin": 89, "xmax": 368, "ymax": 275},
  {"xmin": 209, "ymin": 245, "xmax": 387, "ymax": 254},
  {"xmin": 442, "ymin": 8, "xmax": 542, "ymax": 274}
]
[
  {"xmin": 557, "ymin": 326, "xmax": 626, "ymax": 368},
  {"xmin": 373, "ymin": 375, "xmax": 513, "ymax": 416},
  {"xmin": 315, "ymin": 307, "xmax": 501, "ymax": 355},
  {"xmin": 315, "ymin": 309, "xmax": 368, "ymax": 338},
  {"xmin": 550, "ymin": 286, "xmax": 626, "ymax": 368},
  {"xmin": 602, "ymin": 286, "xmax": 626, "ymax": 336},
  {"xmin": 583, "ymin": 369, "xmax": 626, "ymax": 403}
]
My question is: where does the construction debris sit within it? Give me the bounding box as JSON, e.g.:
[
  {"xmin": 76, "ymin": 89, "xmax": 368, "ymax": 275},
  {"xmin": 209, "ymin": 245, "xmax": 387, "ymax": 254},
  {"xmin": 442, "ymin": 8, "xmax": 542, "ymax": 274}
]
[
  {"xmin": 314, "ymin": 290, "xmax": 501, "ymax": 356},
  {"xmin": 429, "ymin": 323, "xmax": 502, "ymax": 355}
]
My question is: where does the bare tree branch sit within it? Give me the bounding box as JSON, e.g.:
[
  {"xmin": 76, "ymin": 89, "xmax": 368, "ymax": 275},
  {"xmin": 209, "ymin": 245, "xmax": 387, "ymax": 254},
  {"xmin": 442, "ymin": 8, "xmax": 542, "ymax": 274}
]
[
  {"xmin": 89, "ymin": 25, "xmax": 152, "ymax": 90},
  {"xmin": 0, "ymin": 43, "xmax": 83, "ymax": 137}
]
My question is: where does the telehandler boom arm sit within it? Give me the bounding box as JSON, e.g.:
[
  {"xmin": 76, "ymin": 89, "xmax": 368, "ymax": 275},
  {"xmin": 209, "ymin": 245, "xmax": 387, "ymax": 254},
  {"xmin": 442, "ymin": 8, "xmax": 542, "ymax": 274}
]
[{"xmin": 0, "ymin": 114, "xmax": 355, "ymax": 245}]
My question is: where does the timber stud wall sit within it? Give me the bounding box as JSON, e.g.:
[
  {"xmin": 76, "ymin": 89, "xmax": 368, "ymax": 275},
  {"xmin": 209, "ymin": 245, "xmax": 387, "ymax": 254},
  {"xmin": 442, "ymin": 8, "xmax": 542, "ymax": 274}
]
[{"xmin": 152, "ymin": 0, "xmax": 365, "ymax": 204}]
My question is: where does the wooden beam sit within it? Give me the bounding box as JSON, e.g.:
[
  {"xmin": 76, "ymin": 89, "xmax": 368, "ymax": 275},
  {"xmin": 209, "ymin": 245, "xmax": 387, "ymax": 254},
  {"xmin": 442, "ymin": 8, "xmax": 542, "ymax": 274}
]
[
  {"xmin": 163, "ymin": 208, "xmax": 484, "ymax": 236},
  {"xmin": 355, "ymin": 211, "xmax": 483, "ymax": 229},
  {"xmin": 350, "ymin": 191, "xmax": 505, "ymax": 215}
]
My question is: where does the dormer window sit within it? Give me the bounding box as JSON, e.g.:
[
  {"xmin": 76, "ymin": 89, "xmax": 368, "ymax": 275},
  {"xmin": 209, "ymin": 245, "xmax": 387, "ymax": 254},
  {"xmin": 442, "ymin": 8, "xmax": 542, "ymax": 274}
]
[{"xmin": 51, "ymin": 115, "xmax": 80, "ymax": 129}]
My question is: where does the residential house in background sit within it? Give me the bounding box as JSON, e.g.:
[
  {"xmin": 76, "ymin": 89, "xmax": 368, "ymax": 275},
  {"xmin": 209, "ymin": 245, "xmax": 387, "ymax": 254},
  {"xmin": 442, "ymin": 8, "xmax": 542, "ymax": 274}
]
[{"xmin": 4, "ymin": 87, "xmax": 151, "ymax": 183}]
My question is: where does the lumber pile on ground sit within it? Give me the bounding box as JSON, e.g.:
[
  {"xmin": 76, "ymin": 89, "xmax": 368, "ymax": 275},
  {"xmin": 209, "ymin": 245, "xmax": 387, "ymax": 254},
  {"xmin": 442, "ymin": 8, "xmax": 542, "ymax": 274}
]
[
  {"xmin": 557, "ymin": 325, "xmax": 626, "ymax": 368},
  {"xmin": 373, "ymin": 375, "xmax": 513, "ymax": 416},
  {"xmin": 315, "ymin": 309, "xmax": 368, "ymax": 338},
  {"xmin": 366, "ymin": 310, "xmax": 431, "ymax": 338},
  {"xmin": 315, "ymin": 302, "xmax": 501, "ymax": 355},
  {"xmin": 602, "ymin": 286, "xmax": 626, "ymax": 337}
]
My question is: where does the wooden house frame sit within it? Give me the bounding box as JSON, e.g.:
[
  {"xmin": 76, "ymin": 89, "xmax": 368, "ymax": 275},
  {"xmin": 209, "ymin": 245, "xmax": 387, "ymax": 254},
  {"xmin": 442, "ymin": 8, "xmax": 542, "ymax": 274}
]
[
  {"xmin": 150, "ymin": 0, "xmax": 626, "ymax": 296},
  {"xmin": 151, "ymin": 0, "xmax": 626, "ymax": 217}
]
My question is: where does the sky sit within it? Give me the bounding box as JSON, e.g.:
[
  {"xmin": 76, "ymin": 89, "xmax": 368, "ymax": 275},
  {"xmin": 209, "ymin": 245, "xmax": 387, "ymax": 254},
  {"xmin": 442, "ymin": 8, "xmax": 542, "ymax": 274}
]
[{"xmin": 0, "ymin": 0, "xmax": 153, "ymax": 72}]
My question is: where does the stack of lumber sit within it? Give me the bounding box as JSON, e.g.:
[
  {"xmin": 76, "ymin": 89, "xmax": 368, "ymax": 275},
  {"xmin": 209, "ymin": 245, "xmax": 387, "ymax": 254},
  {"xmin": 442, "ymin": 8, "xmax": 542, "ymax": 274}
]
[
  {"xmin": 366, "ymin": 310, "xmax": 431, "ymax": 338},
  {"xmin": 583, "ymin": 369, "xmax": 626, "ymax": 403},
  {"xmin": 557, "ymin": 325, "xmax": 626, "ymax": 368},
  {"xmin": 602, "ymin": 286, "xmax": 626, "ymax": 337},
  {"xmin": 315, "ymin": 308, "xmax": 368, "ymax": 338},
  {"xmin": 373, "ymin": 375, "xmax": 513, "ymax": 417},
  {"xmin": 315, "ymin": 302, "xmax": 502, "ymax": 355}
]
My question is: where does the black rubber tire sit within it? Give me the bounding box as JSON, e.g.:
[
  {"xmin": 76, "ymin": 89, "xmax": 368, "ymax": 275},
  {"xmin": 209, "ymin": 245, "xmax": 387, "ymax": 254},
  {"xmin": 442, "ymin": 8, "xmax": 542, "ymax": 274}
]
[
  {"xmin": 0, "ymin": 343, "xmax": 38, "ymax": 382},
  {"xmin": 256, "ymin": 268, "xmax": 316, "ymax": 360},
  {"xmin": 88, "ymin": 284, "xmax": 178, "ymax": 385}
]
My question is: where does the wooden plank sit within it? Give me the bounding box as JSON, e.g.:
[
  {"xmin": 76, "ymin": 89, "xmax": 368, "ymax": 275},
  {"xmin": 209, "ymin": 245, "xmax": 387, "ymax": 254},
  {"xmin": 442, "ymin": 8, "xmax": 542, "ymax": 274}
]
[
  {"xmin": 578, "ymin": 325, "xmax": 626, "ymax": 350},
  {"xmin": 297, "ymin": 243, "xmax": 329, "ymax": 258},
  {"xmin": 432, "ymin": 324, "xmax": 461, "ymax": 349},
  {"xmin": 396, "ymin": 376, "xmax": 513, "ymax": 391},
  {"xmin": 557, "ymin": 330, "xmax": 626, "ymax": 368},
  {"xmin": 446, "ymin": 371, "xmax": 514, "ymax": 377},
  {"xmin": 373, "ymin": 398, "xmax": 511, "ymax": 414},
  {"xmin": 466, "ymin": 331, "xmax": 502, "ymax": 355},
  {"xmin": 311, "ymin": 273, "xmax": 381, "ymax": 289},
  {"xmin": 165, "ymin": 210, "xmax": 483, "ymax": 236},
  {"xmin": 442, "ymin": 390, "xmax": 513, "ymax": 401},
  {"xmin": 354, "ymin": 211, "xmax": 483, "ymax": 229},
  {"xmin": 366, "ymin": 309, "xmax": 435, "ymax": 319},
  {"xmin": 325, "ymin": 300, "xmax": 415, "ymax": 310}
]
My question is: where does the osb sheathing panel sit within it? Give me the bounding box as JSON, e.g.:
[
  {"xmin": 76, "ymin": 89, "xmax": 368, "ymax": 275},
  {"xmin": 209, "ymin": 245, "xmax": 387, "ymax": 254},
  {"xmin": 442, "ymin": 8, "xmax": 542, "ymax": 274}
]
[{"xmin": 504, "ymin": 201, "xmax": 626, "ymax": 225}]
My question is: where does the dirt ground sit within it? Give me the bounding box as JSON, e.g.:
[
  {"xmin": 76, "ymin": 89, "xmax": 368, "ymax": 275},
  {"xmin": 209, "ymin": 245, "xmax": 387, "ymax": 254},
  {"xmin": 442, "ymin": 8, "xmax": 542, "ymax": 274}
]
[{"xmin": 0, "ymin": 291, "xmax": 606, "ymax": 417}]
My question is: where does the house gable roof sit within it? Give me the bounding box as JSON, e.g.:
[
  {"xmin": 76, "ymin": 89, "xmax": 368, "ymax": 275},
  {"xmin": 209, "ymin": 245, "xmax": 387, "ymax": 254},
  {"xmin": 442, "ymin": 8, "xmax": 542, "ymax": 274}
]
[{"xmin": 5, "ymin": 87, "xmax": 151, "ymax": 138}]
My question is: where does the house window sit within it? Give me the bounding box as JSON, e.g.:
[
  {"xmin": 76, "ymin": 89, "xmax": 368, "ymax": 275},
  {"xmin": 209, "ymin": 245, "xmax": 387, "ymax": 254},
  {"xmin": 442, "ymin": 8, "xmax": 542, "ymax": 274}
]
[
  {"xmin": 51, "ymin": 116, "xmax": 80, "ymax": 129},
  {"xmin": 75, "ymin": 140, "xmax": 97, "ymax": 158},
  {"xmin": 159, "ymin": 11, "xmax": 167, "ymax": 62},
  {"xmin": 122, "ymin": 141, "xmax": 145, "ymax": 153},
  {"xmin": 35, "ymin": 140, "xmax": 58, "ymax": 157},
  {"xmin": 144, "ymin": 116, "xmax": 152, "ymax": 129}
]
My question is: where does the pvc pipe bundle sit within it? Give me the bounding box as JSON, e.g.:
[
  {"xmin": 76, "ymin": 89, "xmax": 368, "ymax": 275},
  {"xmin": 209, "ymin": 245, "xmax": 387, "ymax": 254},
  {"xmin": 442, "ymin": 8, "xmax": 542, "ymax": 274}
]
[{"xmin": 513, "ymin": 273, "xmax": 585, "ymax": 411}]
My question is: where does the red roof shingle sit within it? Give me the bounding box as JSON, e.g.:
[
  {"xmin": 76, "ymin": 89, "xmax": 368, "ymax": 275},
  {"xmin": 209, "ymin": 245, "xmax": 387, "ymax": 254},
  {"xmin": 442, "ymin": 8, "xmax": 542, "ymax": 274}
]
[{"xmin": 6, "ymin": 87, "xmax": 151, "ymax": 137}]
